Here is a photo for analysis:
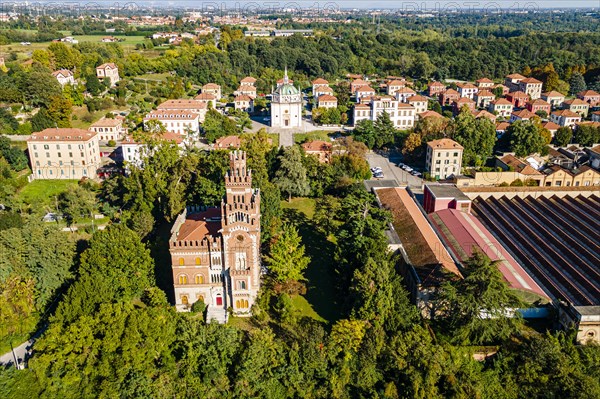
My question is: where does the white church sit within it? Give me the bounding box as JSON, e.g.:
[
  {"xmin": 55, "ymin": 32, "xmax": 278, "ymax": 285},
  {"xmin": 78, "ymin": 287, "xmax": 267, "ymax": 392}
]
[{"xmin": 270, "ymin": 69, "xmax": 303, "ymax": 128}]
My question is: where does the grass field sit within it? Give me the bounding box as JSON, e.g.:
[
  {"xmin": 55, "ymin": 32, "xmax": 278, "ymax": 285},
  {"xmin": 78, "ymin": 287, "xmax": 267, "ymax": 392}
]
[
  {"xmin": 281, "ymin": 197, "xmax": 316, "ymax": 219},
  {"xmin": 17, "ymin": 179, "xmax": 78, "ymax": 206},
  {"xmin": 294, "ymin": 130, "xmax": 337, "ymax": 144}
]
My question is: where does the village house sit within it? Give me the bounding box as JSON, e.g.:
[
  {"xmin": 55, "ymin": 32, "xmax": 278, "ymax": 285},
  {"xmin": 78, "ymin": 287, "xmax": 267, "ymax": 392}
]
[
  {"xmin": 157, "ymin": 99, "xmax": 208, "ymax": 122},
  {"xmin": 452, "ymin": 97, "xmax": 476, "ymax": 114},
  {"xmin": 456, "ymin": 82, "xmax": 478, "ymax": 99},
  {"xmin": 396, "ymin": 103, "xmax": 417, "ymax": 129},
  {"xmin": 495, "ymin": 84, "xmax": 510, "ymax": 96},
  {"xmin": 301, "ymin": 140, "xmax": 333, "ymax": 163},
  {"xmin": 121, "ymin": 132, "xmax": 185, "ymax": 169},
  {"xmin": 311, "ymin": 78, "xmax": 329, "ymax": 95},
  {"xmin": 28, "ymin": 128, "xmax": 100, "ymax": 180},
  {"xmin": 586, "ymin": 145, "xmax": 600, "ymax": 169},
  {"xmin": 52, "ymin": 69, "xmax": 75, "ymax": 86},
  {"xmin": 543, "ymin": 121, "xmax": 561, "ymax": 137},
  {"xmin": 89, "ymin": 116, "xmax": 127, "ymax": 141},
  {"xmin": 577, "ymin": 89, "xmax": 600, "ymax": 106},
  {"xmin": 313, "ymin": 84, "xmax": 333, "ymax": 98},
  {"xmin": 386, "ymin": 79, "xmax": 408, "ymax": 95},
  {"xmin": 214, "ymin": 135, "xmax": 242, "ymax": 149},
  {"xmin": 350, "ymin": 78, "xmax": 370, "ymax": 94},
  {"xmin": 527, "ymin": 99, "xmax": 551, "ymax": 116},
  {"xmin": 439, "ymin": 88, "xmax": 460, "ymax": 106},
  {"xmin": 144, "ymin": 110, "xmax": 201, "ymax": 135},
  {"xmin": 202, "ymin": 83, "xmax": 222, "ymax": 100},
  {"xmin": 510, "ymin": 109, "xmax": 537, "ymax": 123},
  {"xmin": 518, "ymin": 77, "xmax": 543, "ymax": 99},
  {"xmin": 496, "ymin": 121, "xmax": 510, "ymax": 136},
  {"xmin": 562, "ymin": 99, "xmax": 590, "ymax": 118},
  {"xmin": 551, "ymin": 110, "xmax": 582, "ymax": 127},
  {"xmin": 234, "ymin": 95, "xmax": 254, "ymax": 113},
  {"xmin": 541, "ymin": 91, "xmax": 566, "ymax": 108},
  {"xmin": 419, "ymin": 110, "xmax": 444, "ymax": 120},
  {"xmin": 473, "ymin": 109, "xmax": 497, "ymax": 123},
  {"xmin": 475, "ymin": 77, "xmax": 495, "ymax": 89},
  {"xmin": 168, "ymin": 151, "xmax": 262, "ymax": 322},
  {"xmin": 355, "ymin": 85, "xmax": 376, "ymax": 101},
  {"xmin": 240, "ymin": 76, "xmax": 256, "ymax": 86},
  {"xmin": 425, "ymin": 138, "xmax": 463, "ymax": 180},
  {"xmin": 506, "ymin": 91, "xmax": 530, "ymax": 108},
  {"xmin": 395, "ymin": 87, "xmax": 417, "ymax": 103},
  {"xmin": 317, "ymin": 94, "xmax": 338, "ymax": 109},
  {"xmin": 194, "ymin": 92, "xmax": 217, "ymax": 107},
  {"xmin": 504, "ymin": 73, "xmax": 527, "ymax": 92},
  {"xmin": 96, "ymin": 63, "xmax": 120, "ymax": 87},
  {"xmin": 235, "ymin": 84, "xmax": 257, "ymax": 99},
  {"xmin": 474, "ymin": 90, "xmax": 496, "ymax": 108},
  {"xmin": 407, "ymin": 95, "xmax": 428, "ymax": 114},
  {"xmin": 427, "ymin": 81, "xmax": 446, "ymax": 97},
  {"xmin": 488, "ymin": 98, "xmax": 514, "ymax": 117}
]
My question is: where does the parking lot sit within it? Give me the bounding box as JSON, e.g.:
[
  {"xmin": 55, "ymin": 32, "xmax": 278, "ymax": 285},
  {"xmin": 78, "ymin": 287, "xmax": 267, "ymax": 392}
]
[{"xmin": 366, "ymin": 151, "xmax": 423, "ymax": 187}]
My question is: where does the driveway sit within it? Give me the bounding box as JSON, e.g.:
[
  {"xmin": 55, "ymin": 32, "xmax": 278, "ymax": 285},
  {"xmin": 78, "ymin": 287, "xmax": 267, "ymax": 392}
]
[{"xmin": 366, "ymin": 151, "xmax": 423, "ymax": 187}]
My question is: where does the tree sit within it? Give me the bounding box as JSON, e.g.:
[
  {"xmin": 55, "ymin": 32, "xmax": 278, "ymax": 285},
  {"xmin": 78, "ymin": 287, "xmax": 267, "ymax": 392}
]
[
  {"xmin": 57, "ymin": 185, "xmax": 97, "ymax": 226},
  {"xmin": 374, "ymin": 110, "xmax": 397, "ymax": 148},
  {"xmin": 46, "ymin": 95, "xmax": 73, "ymax": 128},
  {"xmin": 508, "ymin": 121, "xmax": 546, "ymax": 157},
  {"xmin": 574, "ymin": 125, "xmax": 600, "ymax": 146},
  {"xmin": 452, "ymin": 107, "xmax": 496, "ymax": 166},
  {"xmin": 0, "ymin": 136, "xmax": 28, "ymax": 171},
  {"xmin": 353, "ymin": 119, "xmax": 376, "ymax": 149},
  {"xmin": 274, "ymin": 146, "xmax": 310, "ymax": 201},
  {"xmin": 265, "ymin": 224, "xmax": 310, "ymax": 283},
  {"xmin": 402, "ymin": 132, "xmax": 422, "ymax": 161},
  {"xmin": 436, "ymin": 252, "xmax": 524, "ymax": 344},
  {"xmin": 569, "ymin": 73, "xmax": 587, "ymax": 95},
  {"xmin": 203, "ymin": 108, "xmax": 239, "ymax": 143}
]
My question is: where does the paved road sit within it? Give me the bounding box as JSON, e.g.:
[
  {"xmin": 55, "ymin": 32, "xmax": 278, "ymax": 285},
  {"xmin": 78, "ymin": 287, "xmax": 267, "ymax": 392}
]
[
  {"xmin": 0, "ymin": 339, "xmax": 33, "ymax": 368},
  {"xmin": 366, "ymin": 151, "xmax": 423, "ymax": 187}
]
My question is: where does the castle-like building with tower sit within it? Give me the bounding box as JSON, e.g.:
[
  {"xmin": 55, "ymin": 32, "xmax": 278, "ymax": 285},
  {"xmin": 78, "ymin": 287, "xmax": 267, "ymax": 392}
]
[{"xmin": 168, "ymin": 151, "xmax": 261, "ymax": 322}]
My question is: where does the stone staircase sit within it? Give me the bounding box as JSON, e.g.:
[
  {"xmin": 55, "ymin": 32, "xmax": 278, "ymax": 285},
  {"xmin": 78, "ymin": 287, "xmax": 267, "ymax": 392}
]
[{"xmin": 206, "ymin": 305, "xmax": 228, "ymax": 324}]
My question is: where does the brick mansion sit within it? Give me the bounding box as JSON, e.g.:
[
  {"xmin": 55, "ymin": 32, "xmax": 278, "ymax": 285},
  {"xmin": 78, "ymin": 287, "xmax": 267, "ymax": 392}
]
[{"xmin": 168, "ymin": 151, "xmax": 261, "ymax": 323}]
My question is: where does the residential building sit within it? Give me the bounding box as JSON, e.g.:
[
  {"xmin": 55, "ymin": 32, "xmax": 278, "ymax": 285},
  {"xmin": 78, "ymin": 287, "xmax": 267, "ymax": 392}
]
[
  {"xmin": 542, "ymin": 121, "xmax": 561, "ymax": 137},
  {"xmin": 510, "ymin": 109, "xmax": 537, "ymax": 123},
  {"xmin": 456, "ymin": 82, "xmax": 478, "ymax": 99},
  {"xmin": 562, "ymin": 99, "xmax": 590, "ymax": 118},
  {"xmin": 355, "ymin": 85, "xmax": 376, "ymax": 101},
  {"xmin": 551, "ymin": 110, "xmax": 582, "ymax": 127},
  {"xmin": 202, "ymin": 83, "xmax": 222, "ymax": 100},
  {"xmin": 52, "ymin": 69, "xmax": 75, "ymax": 86},
  {"xmin": 301, "ymin": 140, "xmax": 332, "ymax": 163},
  {"xmin": 406, "ymin": 95, "xmax": 428, "ymax": 114},
  {"xmin": 473, "ymin": 109, "xmax": 497, "ymax": 122},
  {"xmin": 235, "ymin": 85, "xmax": 257, "ymax": 99},
  {"xmin": 270, "ymin": 70, "xmax": 302, "ymax": 128},
  {"xmin": 89, "ymin": 116, "xmax": 127, "ymax": 141},
  {"xmin": 426, "ymin": 138, "xmax": 463, "ymax": 180},
  {"xmin": 234, "ymin": 95, "xmax": 254, "ymax": 113},
  {"xmin": 28, "ymin": 128, "xmax": 100, "ymax": 180},
  {"xmin": 350, "ymin": 78, "xmax": 370, "ymax": 94},
  {"xmin": 452, "ymin": 97, "xmax": 476, "ymax": 114},
  {"xmin": 427, "ymin": 81, "xmax": 446, "ymax": 97},
  {"xmin": 395, "ymin": 87, "xmax": 417, "ymax": 103},
  {"xmin": 353, "ymin": 97, "xmax": 415, "ymax": 129},
  {"xmin": 419, "ymin": 110, "xmax": 444, "ymax": 120},
  {"xmin": 386, "ymin": 79, "xmax": 407, "ymax": 95},
  {"xmin": 475, "ymin": 77, "xmax": 495, "ymax": 88},
  {"xmin": 96, "ymin": 63, "xmax": 120, "ymax": 86},
  {"xmin": 214, "ymin": 135, "xmax": 242, "ymax": 149},
  {"xmin": 439, "ymin": 88, "xmax": 460, "ymax": 106},
  {"xmin": 121, "ymin": 133, "xmax": 185, "ymax": 168},
  {"xmin": 194, "ymin": 92, "xmax": 217, "ymax": 107},
  {"xmin": 541, "ymin": 91, "xmax": 566, "ymax": 108},
  {"xmin": 311, "ymin": 78, "xmax": 329, "ymax": 95},
  {"xmin": 395, "ymin": 103, "xmax": 416, "ymax": 129},
  {"xmin": 488, "ymin": 98, "xmax": 514, "ymax": 117},
  {"xmin": 474, "ymin": 90, "xmax": 496, "ymax": 108},
  {"xmin": 144, "ymin": 110, "xmax": 201, "ymax": 135},
  {"xmin": 240, "ymin": 76, "xmax": 256, "ymax": 86},
  {"xmin": 518, "ymin": 77, "xmax": 543, "ymax": 99},
  {"xmin": 504, "ymin": 73, "xmax": 526, "ymax": 91},
  {"xmin": 577, "ymin": 90, "xmax": 600, "ymax": 107},
  {"xmin": 506, "ymin": 91, "xmax": 530, "ymax": 108},
  {"xmin": 495, "ymin": 84, "xmax": 510, "ymax": 96},
  {"xmin": 169, "ymin": 151, "xmax": 261, "ymax": 321},
  {"xmin": 496, "ymin": 121, "xmax": 510, "ymax": 136},
  {"xmin": 526, "ymin": 99, "xmax": 551, "ymax": 116},
  {"xmin": 317, "ymin": 94, "xmax": 337, "ymax": 109},
  {"xmin": 313, "ymin": 85, "xmax": 333, "ymax": 98},
  {"xmin": 157, "ymin": 99, "xmax": 208, "ymax": 122}
]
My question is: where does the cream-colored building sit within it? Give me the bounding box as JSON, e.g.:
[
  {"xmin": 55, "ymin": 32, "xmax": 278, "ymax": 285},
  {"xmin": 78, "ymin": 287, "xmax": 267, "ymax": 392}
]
[
  {"xmin": 144, "ymin": 110, "xmax": 201, "ymax": 135},
  {"xmin": 456, "ymin": 82, "xmax": 478, "ymax": 99},
  {"xmin": 541, "ymin": 91, "xmax": 565, "ymax": 108},
  {"xmin": 562, "ymin": 99, "xmax": 590, "ymax": 118},
  {"xmin": 317, "ymin": 94, "xmax": 337, "ymax": 109},
  {"xmin": 518, "ymin": 77, "xmax": 543, "ymax": 100},
  {"xmin": 89, "ymin": 116, "xmax": 127, "ymax": 141},
  {"xmin": 406, "ymin": 95, "xmax": 428, "ymax": 114},
  {"xmin": 157, "ymin": 99, "xmax": 208, "ymax": 123},
  {"xmin": 28, "ymin": 128, "xmax": 100, "ymax": 180},
  {"xmin": 202, "ymin": 83, "xmax": 222, "ymax": 100},
  {"xmin": 311, "ymin": 78, "xmax": 329, "ymax": 96},
  {"xmin": 426, "ymin": 138, "xmax": 463, "ymax": 180},
  {"xmin": 353, "ymin": 96, "xmax": 416, "ymax": 129},
  {"xmin": 234, "ymin": 95, "xmax": 254, "ymax": 113},
  {"xmin": 96, "ymin": 63, "xmax": 120, "ymax": 87},
  {"xmin": 52, "ymin": 69, "xmax": 75, "ymax": 86},
  {"xmin": 488, "ymin": 98, "xmax": 514, "ymax": 118}
]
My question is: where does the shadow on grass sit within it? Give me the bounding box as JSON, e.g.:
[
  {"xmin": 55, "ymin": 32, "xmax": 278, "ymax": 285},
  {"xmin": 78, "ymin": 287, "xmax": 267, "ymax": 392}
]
[
  {"xmin": 282, "ymin": 208, "xmax": 341, "ymax": 323},
  {"xmin": 147, "ymin": 220, "xmax": 175, "ymax": 304}
]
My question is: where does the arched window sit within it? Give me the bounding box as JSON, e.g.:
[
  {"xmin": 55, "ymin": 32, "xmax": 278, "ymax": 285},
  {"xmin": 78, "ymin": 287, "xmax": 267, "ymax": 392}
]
[
  {"xmin": 236, "ymin": 300, "xmax": 241, "ymax": 308},
  {"xmin": 195, "ymin": 274, "xmax": 204, "ymax": 284},
  {"xmin": 239, "ymin": 281, "xmax": 246, "ymax": 290},
  {"xmin": 181, "ymin": 295, "xmax": 189, "ymax": 305},
  {"xmin": 195, "ymin": 257, "xmax": 201, "ymax": 265},
  {"xmin": 178, "ymin": 274, "xmax": 188, "ymax": 285},
  {"xmin": 179, "ymin": 258, "xmax": 184, "ymax": 266}
]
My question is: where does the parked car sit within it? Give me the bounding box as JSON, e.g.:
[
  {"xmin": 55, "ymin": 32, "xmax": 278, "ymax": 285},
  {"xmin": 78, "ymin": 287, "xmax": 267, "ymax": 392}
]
[{"xmin": 373, "ymin": 171, "xmax": 384, "ymax": 179}]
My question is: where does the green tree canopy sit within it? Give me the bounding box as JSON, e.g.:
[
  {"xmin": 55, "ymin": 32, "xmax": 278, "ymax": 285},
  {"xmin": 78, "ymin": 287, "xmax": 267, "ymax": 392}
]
[{"xmin": 265, "ymin": 223, "xmax": 310, "ymax": 283}]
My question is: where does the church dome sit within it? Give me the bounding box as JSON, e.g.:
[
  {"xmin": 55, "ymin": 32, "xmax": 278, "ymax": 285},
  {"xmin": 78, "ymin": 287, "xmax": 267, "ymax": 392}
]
[{"xmin": 276, "ymin": 83, "xmax": 299, "ymax": 96}]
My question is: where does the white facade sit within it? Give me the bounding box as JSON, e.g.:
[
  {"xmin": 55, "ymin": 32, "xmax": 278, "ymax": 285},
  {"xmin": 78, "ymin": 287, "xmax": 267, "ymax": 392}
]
[
  {"xmin": 144, "ymin": 110, "xmax": 200, "ymax": 135},
  {"xmin": 270, "ymin": 70, "xmax": 302, "ymax": 129},
  {"xmin": 53, "ymin": 70, "xmax": 75, "ymax": 86},
  {"xmin": 353, "ymin": 97, "xmax": 416, "ymax": 129}
]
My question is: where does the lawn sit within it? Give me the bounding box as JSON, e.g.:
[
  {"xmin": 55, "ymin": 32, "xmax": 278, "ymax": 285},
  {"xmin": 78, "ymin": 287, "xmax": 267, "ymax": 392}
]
[
  {"xmin": 294, "ymin": 130, "xmax": 338, "ymax": 144},
  {"xmin": 281, "ymin": 197, "xmax": 341, "ymax": 322},
  {"xmin": 17, "ymin": 179, "xmax": 78, "ymax": 206}
]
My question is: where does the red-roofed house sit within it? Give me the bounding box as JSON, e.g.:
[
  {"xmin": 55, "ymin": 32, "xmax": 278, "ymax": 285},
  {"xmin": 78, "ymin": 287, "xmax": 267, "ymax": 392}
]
[
  {"xmin": 541, "ymin": 91, "xmax": 565, "ymax": 108},
  {"xmin": 395, "ymin": 87, "xmax": 417, "ymax": 103},
  {"xmin": 426, "ymin": 138, "xmax": 463, "ymax": 180},
  {"xmin": 504, "ymin": 73, "xmax": 526, "ymax": 91},
  {"xmin": 313, "ymin": 85, "xmax": 333, "ymax": 98},
  {"xmin": 386, "ymin": 79, "xmax": 407, "ymax": 95},
  {"xmin": 456, "ymin": 82, "xmax": 478, "ymax": 99},
  {"xmin": 439, "ymin": 88, "xmax": 460, "ymax": 106},
  {"xmin": 562, "ymin": 98, "xmax": 590, "ymax": 118},
  {"xmin": 506, "ymin": 91, "xmax": 530, "ymax": 108},
  {"xmin": 452, "ymin": 97, "xmax": 476, "ymax": 114},
  {"xmin": 302, "ymin": 140, "xmax": 332, "ymax": 163},
  {"xmin": 234, "ymin": 95, "xmax": 254, "ymax": 112},
  {"xmin": 473, "ymin": 109, "xmax": 497, "ymax": 122},
  {"xmin": 317, "ymin": 94, "xmax": 337, "ymax": 109},
  {"xmin": 214, "ymin": 135, "xmax": 241, "ymax": 149},
  {"xmin": 474, "ymin": 90, "xmax": 496, "ymax": 108},
  {"xmin": 202, "ymin": 83, "xmax": 222, "ymax": 100},
  {"xmin": 240, "ymin": 76, "xmax": 256, "ymax": 86},
  {"xmin": 96, "ymin": 63, "xmax": 120, "ymax": 86},
  {"xmin": 526, "ymin": 99, "xmax": 551, "ymax": 116},
  {"xmin": 510, "ymin": 109, "xmax": 537, "ymax": 123},
  {"xmin": 551, "ymin": 110, "xmax": 582, "ymax": 127},
  {"xmin": 311, "ymin": 78, "xmax": 329, "ymax": 96},
  {"xmin": 350, "ymin": 78, "xmax": 370, "ymax": 94},
  {"xmin": 476, "ymin": 78, "xmax": 495, "ymax": 88},
  {"xmin": 577, "ymin": 90, "xmax": 600, "ymax": 107},
  {"xmin": 52, "ymin": 69, "xmax": 75, "ymax": 86},
  {"xmin": 407, "ymin": 95, "xmax": 428, "ymax": 114},
  {"xmin": 355, "ymin": 85, "xmax": 376, "ymax": 101},
  {"xmin": 428, "ymin": 81, "xmax": 446, "ymax": 97},
  {"xmin": 488, "ymin": 98, "xmax": 514, "ymax": 117},
  {"xmin": 542, "ymin": 121, "xmax": 561, "ymax": 136},
  {"xmin": 518, "ymin": 77, "xmax": 543, "ymax": 99}
]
